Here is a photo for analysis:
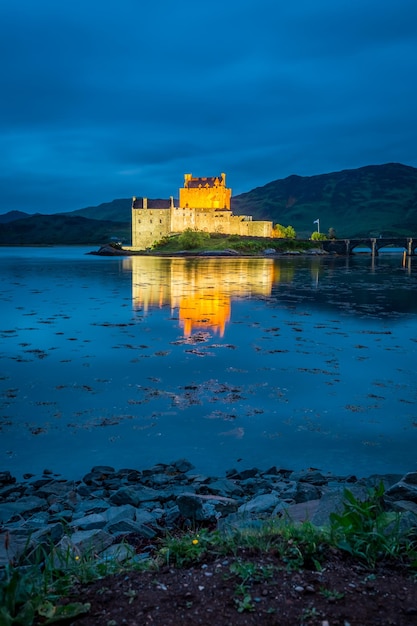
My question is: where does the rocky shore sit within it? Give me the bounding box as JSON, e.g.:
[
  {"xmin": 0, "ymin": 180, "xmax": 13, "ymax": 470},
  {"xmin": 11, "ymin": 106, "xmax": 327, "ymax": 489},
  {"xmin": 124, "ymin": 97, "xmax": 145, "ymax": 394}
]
[{"xmin": 1, "ymin": 461, "xmax": 417, "ymax": 569}]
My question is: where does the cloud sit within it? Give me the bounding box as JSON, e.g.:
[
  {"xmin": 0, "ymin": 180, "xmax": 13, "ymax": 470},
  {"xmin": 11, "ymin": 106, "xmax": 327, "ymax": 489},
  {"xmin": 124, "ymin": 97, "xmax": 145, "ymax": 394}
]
[{"xmin": 0, "ymin": 0, "xmax": 416, "ymax": 212}]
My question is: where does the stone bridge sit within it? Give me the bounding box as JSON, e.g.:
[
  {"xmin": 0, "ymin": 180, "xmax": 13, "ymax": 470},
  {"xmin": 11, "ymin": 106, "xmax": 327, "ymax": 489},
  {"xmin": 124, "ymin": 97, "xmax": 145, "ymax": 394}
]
[{"xmin": 321, "ymin": 237, "xmax": 417, "ymax": 256}]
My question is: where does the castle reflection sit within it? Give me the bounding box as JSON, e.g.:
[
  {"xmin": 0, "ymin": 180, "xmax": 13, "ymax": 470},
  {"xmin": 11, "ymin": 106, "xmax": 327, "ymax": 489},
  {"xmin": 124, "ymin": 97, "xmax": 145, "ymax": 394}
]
[{"xmin": 123, "ymin": 257, "xmax": 290, "ymax": 336}]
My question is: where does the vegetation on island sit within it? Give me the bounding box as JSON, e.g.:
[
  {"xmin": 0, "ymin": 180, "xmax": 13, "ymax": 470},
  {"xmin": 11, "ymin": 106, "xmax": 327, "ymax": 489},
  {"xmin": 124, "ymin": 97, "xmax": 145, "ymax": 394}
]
[{"xmin": 150, "ymin": 229, "xmax": 318, "ymax": 254}]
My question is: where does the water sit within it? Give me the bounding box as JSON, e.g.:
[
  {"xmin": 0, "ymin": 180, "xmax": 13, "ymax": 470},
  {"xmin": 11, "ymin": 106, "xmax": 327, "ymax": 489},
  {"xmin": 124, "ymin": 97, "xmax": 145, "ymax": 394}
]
[{"xmin": 1, "ymin": 246, "xmax": 416, "ymax": 480}]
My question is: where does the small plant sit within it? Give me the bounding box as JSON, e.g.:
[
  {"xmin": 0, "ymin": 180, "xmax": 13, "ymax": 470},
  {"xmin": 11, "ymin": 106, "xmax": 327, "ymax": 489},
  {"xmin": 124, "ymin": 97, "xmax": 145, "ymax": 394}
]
[
  {"xmin": 0, "ymin": 563, "xmax": 90, "ymax": 626},
  {"xmin": 228, "ymin": 559, "xmax": 274, "ymax": 583},
  {"xmin": 329, "ymin": 483, "xmax": 405, "ymax": 567},
  {"xmin": 319, "ymin": 586, "xmax": 345, "ymax": 601},
  {"xmin": 158, "ymin": 531, "xmax": 210, "ymax": 567},
  {"xmin": 233, "ymin": 587, "xmax": 255, "ymax": 613},
  {"xmin": 301, "ymin": 606, "xmax": 319, "ymax": 623}
]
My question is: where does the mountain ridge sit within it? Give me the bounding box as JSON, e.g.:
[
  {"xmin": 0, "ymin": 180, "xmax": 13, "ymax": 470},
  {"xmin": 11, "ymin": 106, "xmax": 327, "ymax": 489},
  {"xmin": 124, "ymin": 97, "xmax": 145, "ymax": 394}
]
[{"xmin": 1, "ymin": 163, "xmax": 416, "ymax": 243}]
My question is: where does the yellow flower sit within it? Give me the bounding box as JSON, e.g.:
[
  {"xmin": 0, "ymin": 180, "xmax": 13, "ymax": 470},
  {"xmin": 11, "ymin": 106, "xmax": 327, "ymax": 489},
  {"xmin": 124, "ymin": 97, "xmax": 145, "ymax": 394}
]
[{"xmin": 192, "ymin": 539, "xmax": 199, "ymax": 545}]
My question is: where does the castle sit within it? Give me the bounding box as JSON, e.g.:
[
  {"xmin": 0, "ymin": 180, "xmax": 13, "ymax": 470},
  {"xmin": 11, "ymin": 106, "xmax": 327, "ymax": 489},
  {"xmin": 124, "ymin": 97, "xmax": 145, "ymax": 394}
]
[{"xmin": 130, "ymin": 173, "xmax": 273, "ymax": 249}]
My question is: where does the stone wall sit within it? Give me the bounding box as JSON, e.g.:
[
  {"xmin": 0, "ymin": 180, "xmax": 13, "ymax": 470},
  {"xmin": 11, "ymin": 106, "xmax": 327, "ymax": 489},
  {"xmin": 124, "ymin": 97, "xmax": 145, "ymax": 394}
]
[{"xmin": 131, "ymin": 207, "xmax": 171, "ymax": 249}]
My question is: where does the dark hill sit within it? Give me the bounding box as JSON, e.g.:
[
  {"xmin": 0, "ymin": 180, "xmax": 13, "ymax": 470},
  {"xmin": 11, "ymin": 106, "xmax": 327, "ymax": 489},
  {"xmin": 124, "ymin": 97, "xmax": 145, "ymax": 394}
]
[
  {"xmin": 0, "ymin": 214, "xmax": 130, "ymax": 245},
  {"xmin": 231, "ymin": 163, "xmax": 417, "ymax": 237},
  {"xmin": 63, "ymin": 199, "xmax": 131, "ymax": 222},
  {"xmin": 0, "ymin": 210, "xmax": 31, "ymax": 224}
]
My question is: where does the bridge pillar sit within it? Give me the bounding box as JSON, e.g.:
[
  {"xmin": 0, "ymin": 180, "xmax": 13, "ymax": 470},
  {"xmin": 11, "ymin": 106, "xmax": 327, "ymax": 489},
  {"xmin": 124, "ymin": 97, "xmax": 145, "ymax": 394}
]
[
  {"xmin": 370, "ymin": 238, "xmax": 378, "ymax": 257},
  {"xmin": 344, "ymin": 239, "xmax": 351, "ymax": 255},
  {"xmin": 407, "ymin": 237, "xmax": 413, "ymax": 256}
]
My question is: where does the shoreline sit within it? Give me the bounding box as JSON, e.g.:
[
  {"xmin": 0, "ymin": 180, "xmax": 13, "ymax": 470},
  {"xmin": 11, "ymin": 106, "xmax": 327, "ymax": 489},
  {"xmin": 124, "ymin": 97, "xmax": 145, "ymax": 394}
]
[{"xmin": 2, "ymin": 460, "xmax": 416, "ymax": 568}]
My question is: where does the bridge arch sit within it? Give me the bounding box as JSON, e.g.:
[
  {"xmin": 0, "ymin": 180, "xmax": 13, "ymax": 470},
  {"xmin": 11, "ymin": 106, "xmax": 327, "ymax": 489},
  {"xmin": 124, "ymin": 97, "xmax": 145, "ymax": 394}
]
[{"xmin": 321, "ymin": 237, "xmax": 416, "ymax": 256}]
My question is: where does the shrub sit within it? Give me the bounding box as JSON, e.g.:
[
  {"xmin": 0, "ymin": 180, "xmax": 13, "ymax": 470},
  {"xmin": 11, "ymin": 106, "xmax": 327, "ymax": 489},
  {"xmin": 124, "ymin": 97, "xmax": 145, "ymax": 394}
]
[{"xmin": 178, "ymin": 229, "xmax": 210, "ymax": 249}]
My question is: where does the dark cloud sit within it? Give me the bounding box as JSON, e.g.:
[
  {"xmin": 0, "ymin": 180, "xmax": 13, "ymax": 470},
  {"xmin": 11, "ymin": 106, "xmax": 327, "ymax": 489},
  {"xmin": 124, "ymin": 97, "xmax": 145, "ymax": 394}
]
[{"xmin": 1, "ymin": 0, "xmax": 416, "ymax": 213}]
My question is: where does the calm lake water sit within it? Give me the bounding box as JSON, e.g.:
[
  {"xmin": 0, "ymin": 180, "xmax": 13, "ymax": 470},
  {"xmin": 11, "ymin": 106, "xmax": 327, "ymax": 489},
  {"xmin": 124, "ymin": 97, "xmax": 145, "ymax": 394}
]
[{"xmin": 1, "ymin": 246, "xmax": 416, "ymax": 480}]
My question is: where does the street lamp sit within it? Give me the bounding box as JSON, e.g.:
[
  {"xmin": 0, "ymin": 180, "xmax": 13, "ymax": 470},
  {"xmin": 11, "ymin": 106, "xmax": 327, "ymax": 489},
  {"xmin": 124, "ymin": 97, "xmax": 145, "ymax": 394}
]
[{"xmin": 313, "ymin": 218, "xmax": 320, "ymax": 234}]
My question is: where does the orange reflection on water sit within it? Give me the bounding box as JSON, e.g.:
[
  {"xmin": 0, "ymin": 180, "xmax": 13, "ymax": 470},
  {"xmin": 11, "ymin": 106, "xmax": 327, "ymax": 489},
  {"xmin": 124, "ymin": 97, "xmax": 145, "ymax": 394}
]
[{"xmin": 124, "ymin": 257, "xmax": 276, "ymax": 336}]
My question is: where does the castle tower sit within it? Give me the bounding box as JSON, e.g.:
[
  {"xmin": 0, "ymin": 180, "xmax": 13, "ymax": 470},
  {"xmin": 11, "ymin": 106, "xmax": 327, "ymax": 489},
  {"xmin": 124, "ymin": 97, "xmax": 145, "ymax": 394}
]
[{"xmin": 179, "ymin": 173, "xmax": 231, "ymax": 210}]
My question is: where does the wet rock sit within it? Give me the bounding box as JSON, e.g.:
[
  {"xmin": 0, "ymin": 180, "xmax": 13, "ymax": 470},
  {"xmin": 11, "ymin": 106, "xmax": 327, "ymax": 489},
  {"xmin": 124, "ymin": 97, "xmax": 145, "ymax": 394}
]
[
  {"xmin": 294, "ymin": 482, "xmax": 322, "ymax": 503},
  {"xmin": 69, "ymin": 513, "xmax": 107, "ymax": 531},
  {"xmin": 98, "ymin": 543, "xmax": 137, "ymax": 565},
  {"xmin": 198, "ymin": 478, "xmax": 244, "ymax": 498},
  {"xmin": 290, "ymin": 470, "xmax": 329, "ymax": 486},
  {"xmin": 0, "ymin": 496, "xmax": 47, "ymax": 523},
  {"xmin": 384, "ymin": 472, "xmax": 417, "ymax": 504},
  {"xmin": 104, "ymin": 504, "xmax": 136, "ymax": 524},
  {"xmin": 0, "ymin": 471, "xmax": 16, "ymax": 486},
  {"xmin": 177, "ymin": 493, "xmax": 238, "ymax": 521},
  {"xmin": 55, "ymin": 529, "xmax": 113, "ymax": 562},
  {"xmin": 238, "ymin": 492, "xmax": 281, "ymax": 515},
  {"xmin": 105, "ymin": 519, "xmax": 156, "ymax": 538},
  {"xmin": 109, "ymin": 487, "xmax": 141, "ymax": 506},
  {"xmin": 170, "ymin": 458, "xmax": 195, "ymax": 473}
]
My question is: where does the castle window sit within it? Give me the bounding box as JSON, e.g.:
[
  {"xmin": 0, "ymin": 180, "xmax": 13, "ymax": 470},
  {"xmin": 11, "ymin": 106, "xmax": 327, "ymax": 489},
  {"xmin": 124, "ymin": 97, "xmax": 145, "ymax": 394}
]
[{"xmin": 160, "ymin": 219, "xmax": 162, "ymax": 224}]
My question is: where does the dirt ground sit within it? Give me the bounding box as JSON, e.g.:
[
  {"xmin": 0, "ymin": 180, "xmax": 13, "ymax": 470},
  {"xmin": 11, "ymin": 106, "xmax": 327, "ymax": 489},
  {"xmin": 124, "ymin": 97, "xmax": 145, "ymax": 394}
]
[{"xmin": 56, "ymin": 549, "xmax": 417, "ymax": 626}]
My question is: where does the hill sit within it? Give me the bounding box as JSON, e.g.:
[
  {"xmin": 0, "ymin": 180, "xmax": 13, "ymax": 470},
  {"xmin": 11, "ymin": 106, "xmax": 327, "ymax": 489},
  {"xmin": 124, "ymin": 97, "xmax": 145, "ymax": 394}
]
[
  {"xmin": 231, "ymin": 163, "xmax": 417, "ymax": 238},
  {"xmin": 0, "ymin": 214, "xmax": 130, "ymax": 245},
  {"xmin": 0, "ymin": 163, "xmax": 416, "ymax": 243},
  {"xmin": 0, "ymin": 210, "xmax": 31, "ymax": 224}
]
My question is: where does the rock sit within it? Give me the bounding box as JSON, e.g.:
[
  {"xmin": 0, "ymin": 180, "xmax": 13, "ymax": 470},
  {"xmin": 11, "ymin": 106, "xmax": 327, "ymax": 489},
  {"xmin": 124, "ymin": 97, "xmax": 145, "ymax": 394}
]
[
  {"xmin": 109, "ymin": 487, "xmax": 141, "ymax": 506},
  {"xmin": 199, "ymin": 478, "xmax": 244, "ymax": 498},
  {"xmin": 69, "ymin": 513, "xmax": 107, "ymax": 531},
  {"xmin": 105, "ymin": 519, "xmax": 156, "ymax": 538},
  {"xmin": 97, "ymin": 543, "xmax": 137, "ymax": 564},
  {"xmin": 290, "ymin": 470, "xmax": 329, "ymax": 486},
  {"xmin": 278, "ymin": 500, "xmax": 320, "ymax": 523},
  {"xmin": 170, "ymin": 458, "xmax": 195, "ymax": 473},
  {"xmin": 0, "ymin": 471, "xmax": 16, "ymax": 486},
  {"xmin": 294, "ymin": 482, "xmax": 322, "ymax": 503},
  {"xmin": 384, "ymin": 473, "xmax": 417, "ymax": 504},
  {"xmin": 53, "ymin": 529, "xmax": 113, "ymax": 566},
  {"xmin": 177, "ymin": 493, "xmax": 238, "ymax": 521},
  {"xmin": 238, "ymin": 492, "xmax": 281, "ymax": 515},
  {"xmin": 0, "ymin": 496, "xmax": 46, "ymax": 523},
  {"xmin": 104, "ymin": 504, "xmax": 137, "ymax": 525},
  {"xmin": 73, "ymin": 499, "xmax": 110, "ymax": 516}
]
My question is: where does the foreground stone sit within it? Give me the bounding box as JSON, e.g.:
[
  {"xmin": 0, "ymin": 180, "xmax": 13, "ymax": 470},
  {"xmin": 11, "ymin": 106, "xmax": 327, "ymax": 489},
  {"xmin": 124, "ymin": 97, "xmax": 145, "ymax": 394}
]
[{"xmin": 0, "ymin": 461, "xmax": 415, "ymax": 569}]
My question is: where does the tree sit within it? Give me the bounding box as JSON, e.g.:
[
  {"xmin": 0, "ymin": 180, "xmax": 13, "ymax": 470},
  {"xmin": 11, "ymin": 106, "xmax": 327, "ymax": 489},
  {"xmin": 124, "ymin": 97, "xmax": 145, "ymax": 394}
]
[
  {"xmin": 328, "ymin": 227, "xmax": 337, "ymax": 239},
  {"xmin": 273, "ymin": 224, "xmax": 297, "ymax": 239},
  {"xmin": 311, "ymin": 231, "xmax": 328, "ymax": 241}
]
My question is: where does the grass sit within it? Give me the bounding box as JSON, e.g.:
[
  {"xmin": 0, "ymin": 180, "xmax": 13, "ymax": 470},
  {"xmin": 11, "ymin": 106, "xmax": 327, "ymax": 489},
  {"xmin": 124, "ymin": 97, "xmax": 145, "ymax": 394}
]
[{"xmin": 1, "ymin": 485, "xmax": 417, "ymax": 624}]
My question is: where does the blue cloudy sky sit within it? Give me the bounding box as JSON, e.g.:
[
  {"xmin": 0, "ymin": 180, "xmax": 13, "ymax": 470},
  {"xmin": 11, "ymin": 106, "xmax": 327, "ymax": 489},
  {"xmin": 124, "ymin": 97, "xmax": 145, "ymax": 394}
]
[{"xmin": 1, "ymin": 0, "xmax": 417, "ymax": 214}]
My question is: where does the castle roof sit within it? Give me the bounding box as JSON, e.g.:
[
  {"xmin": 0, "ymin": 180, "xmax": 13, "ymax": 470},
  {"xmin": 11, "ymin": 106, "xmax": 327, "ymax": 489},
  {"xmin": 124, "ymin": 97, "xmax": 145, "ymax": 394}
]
[
  {"xmin": 132, "ymin": 198, "xmax": 173, "ymax": 209},
  {"xmin": 185, "ymin": 175, "xmax": 225, "ymax": 188}
]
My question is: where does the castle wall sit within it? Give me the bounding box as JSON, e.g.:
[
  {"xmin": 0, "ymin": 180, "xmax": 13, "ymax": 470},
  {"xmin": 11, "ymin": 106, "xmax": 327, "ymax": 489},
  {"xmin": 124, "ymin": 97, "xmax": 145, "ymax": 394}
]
[
  {"xmin": 171, "ymin": 208, "xmax": 232, "ymax": 234},
  {"xmin": 131, "ymin": 207, "xmax": 171, "ymax": 249}
]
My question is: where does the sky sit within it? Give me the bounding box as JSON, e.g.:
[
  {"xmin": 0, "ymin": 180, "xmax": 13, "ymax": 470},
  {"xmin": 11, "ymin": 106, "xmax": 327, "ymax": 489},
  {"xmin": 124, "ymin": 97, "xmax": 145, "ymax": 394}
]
[{"xmin": 1, "ymin": 0, "xmax": 417, "ymax": 215}]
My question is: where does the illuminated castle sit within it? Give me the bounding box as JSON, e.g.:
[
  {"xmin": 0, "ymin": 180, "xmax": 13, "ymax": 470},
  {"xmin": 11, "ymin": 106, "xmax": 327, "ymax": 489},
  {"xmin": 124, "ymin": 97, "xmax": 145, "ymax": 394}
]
[{"xmin": 130, "ymin": 173, "xmax": 273, "ymax": 249}]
